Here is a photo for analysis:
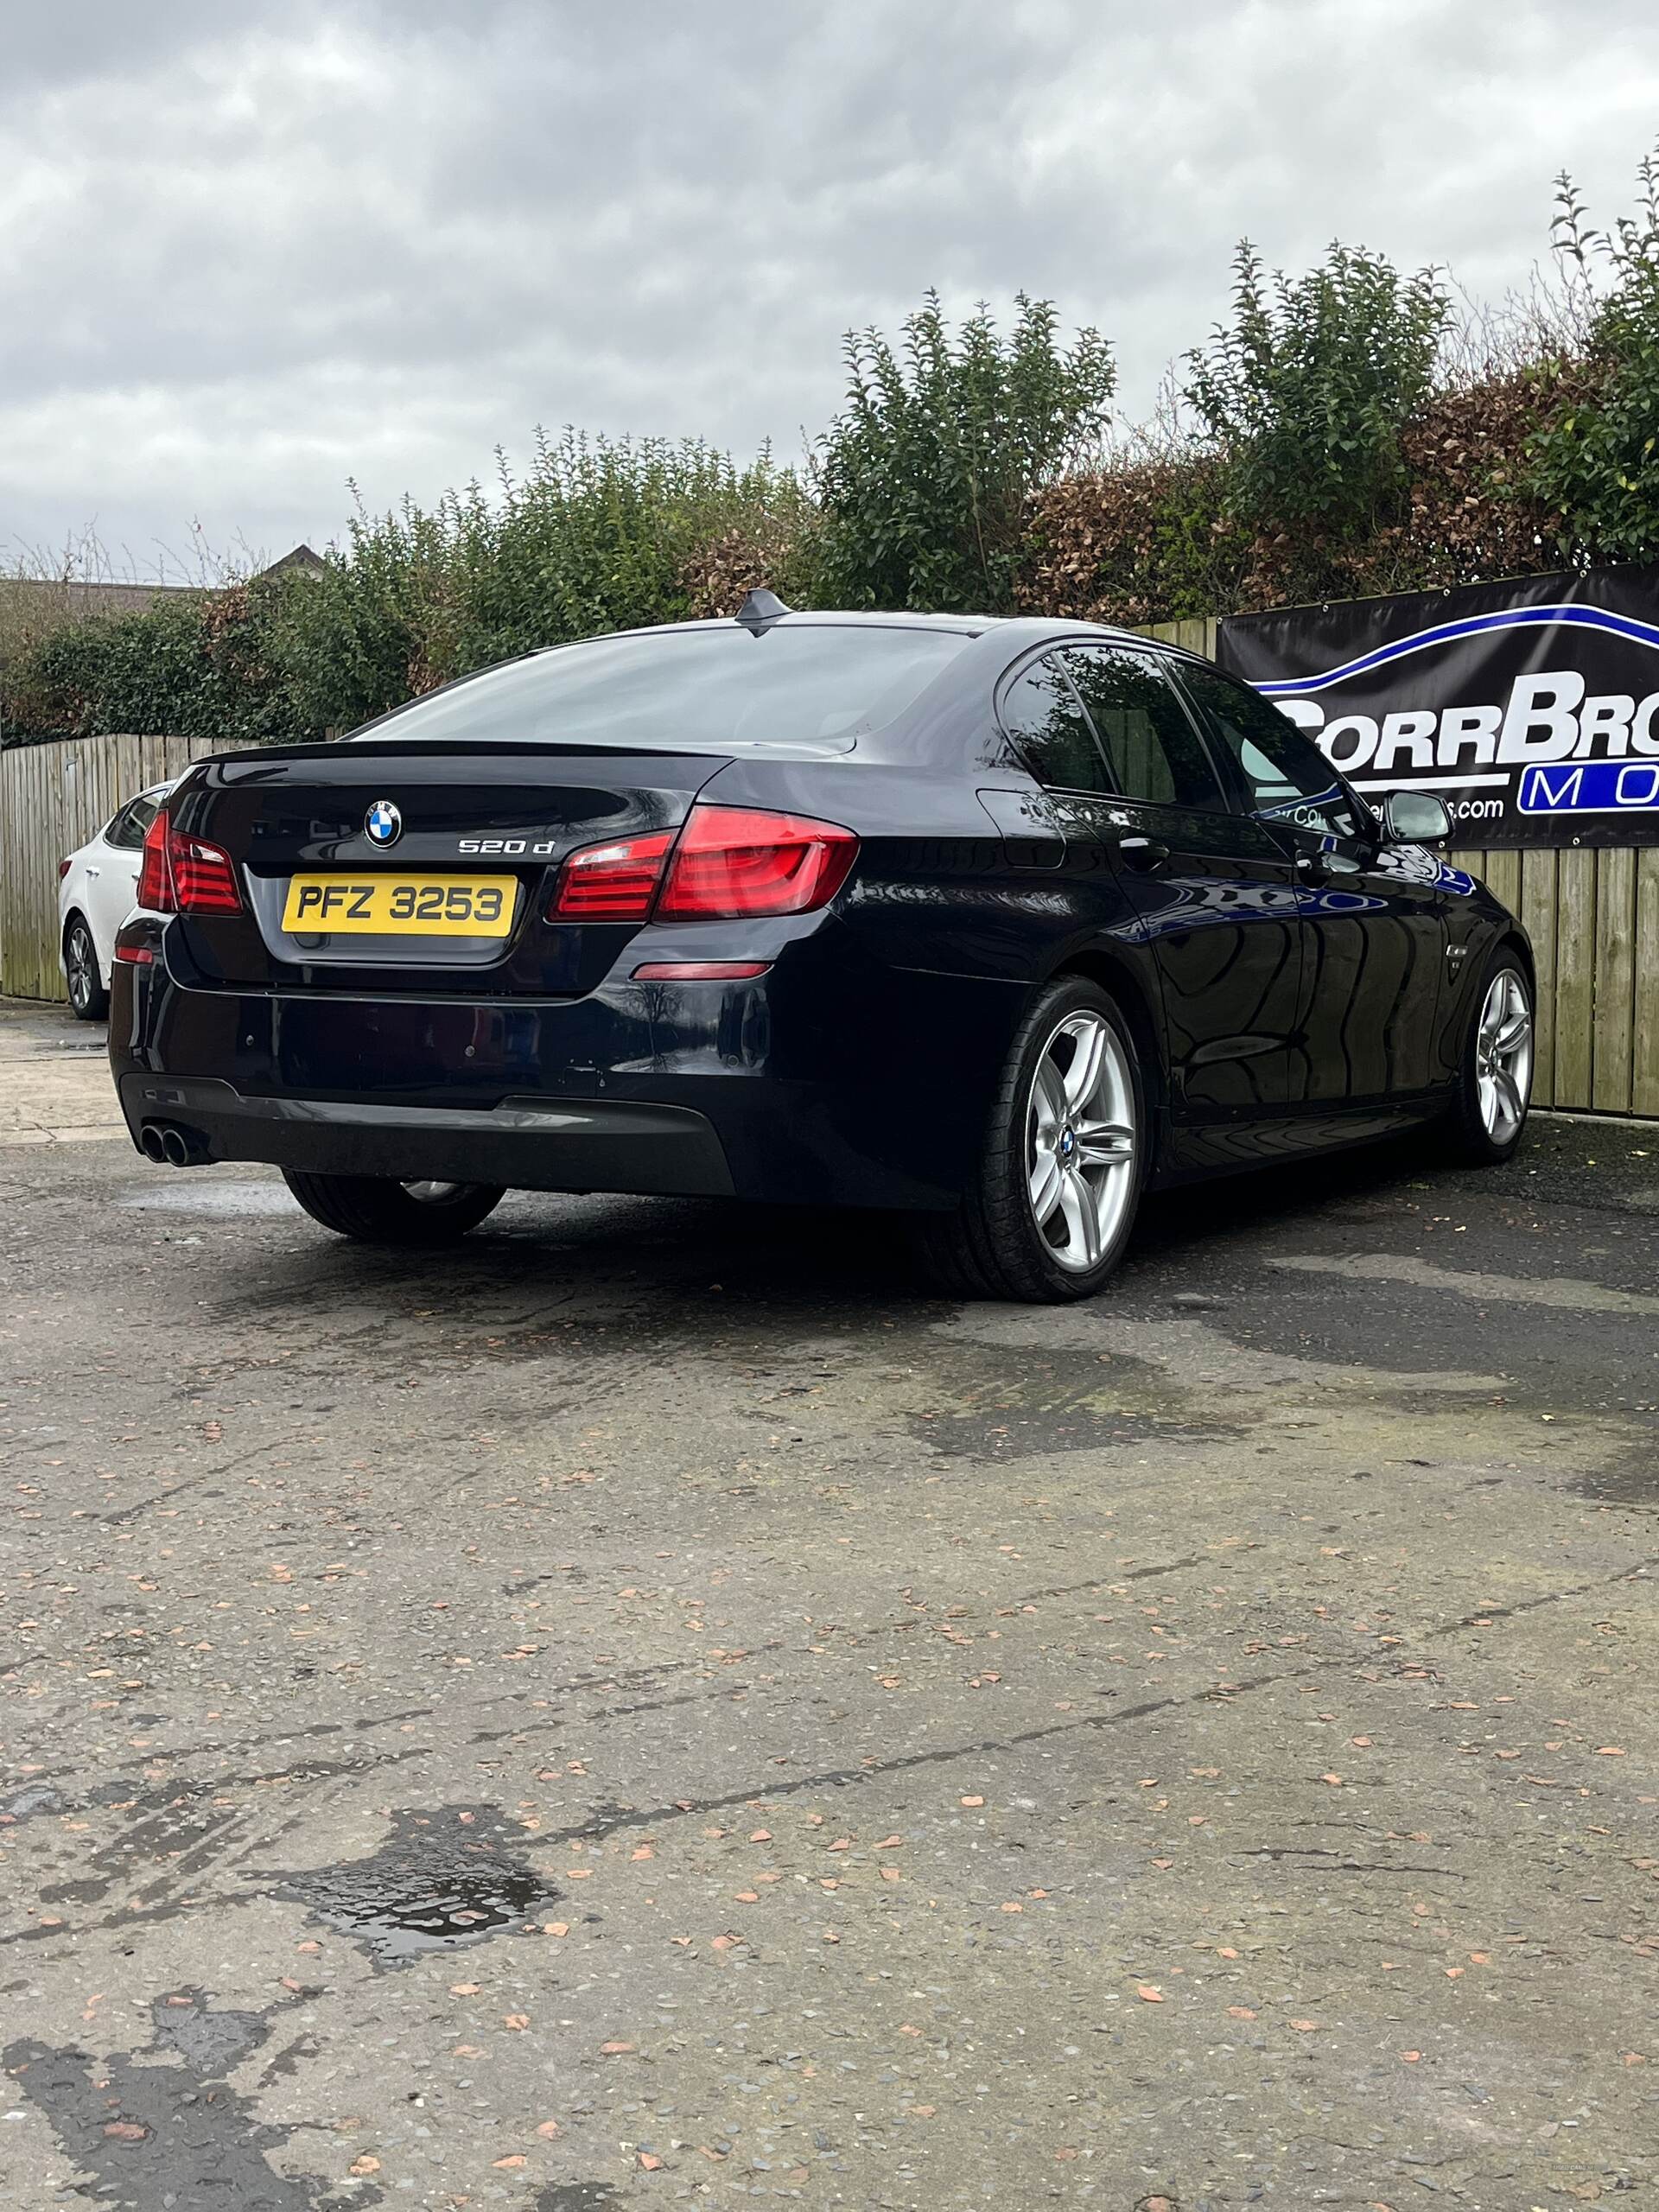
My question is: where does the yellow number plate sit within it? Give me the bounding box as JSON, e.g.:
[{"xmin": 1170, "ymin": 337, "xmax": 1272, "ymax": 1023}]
[{"xmin": 281, "ymin": 874, "xmax": 518, "ymax": 938}]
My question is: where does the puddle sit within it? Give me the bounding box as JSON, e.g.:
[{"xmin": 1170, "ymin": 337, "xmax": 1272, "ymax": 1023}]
[
  {"xmin": 277, "ymin": 1804, "xmax": 558, "ymax": 1967},
  {"xmin": 909, "ymin": 1344, "xmax": 1234, "ymax": 1459}
]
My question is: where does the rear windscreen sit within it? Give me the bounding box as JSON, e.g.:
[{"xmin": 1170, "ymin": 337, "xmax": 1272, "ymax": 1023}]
[{"xmin": 346, "ymin": 624, "xmax": 973, "ymax": 753}]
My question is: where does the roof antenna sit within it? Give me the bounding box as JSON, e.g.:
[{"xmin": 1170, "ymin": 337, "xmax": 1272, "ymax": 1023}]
[{"xmin": 734, "ymin": 587, "xmax": 791, "ymax": 633}]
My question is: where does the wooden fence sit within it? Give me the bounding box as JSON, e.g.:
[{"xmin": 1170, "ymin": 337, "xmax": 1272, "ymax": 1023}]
[
  {"xmin": 0, "ymin": 733, "xmax": 216, "ymax": 1001},
  {"xmin": 2, "ymin": 714, "xmax": 1656, "ymax": 1116},
  {"xmin": 1450, "ymin": 844, "xmax": 1659, "ymax": 1116}
]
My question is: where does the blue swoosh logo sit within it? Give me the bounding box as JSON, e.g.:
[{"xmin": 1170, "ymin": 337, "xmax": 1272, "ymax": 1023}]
[{"xmin": 1255, "ymin": 604, "xmax": 1659, "ymax": 696}]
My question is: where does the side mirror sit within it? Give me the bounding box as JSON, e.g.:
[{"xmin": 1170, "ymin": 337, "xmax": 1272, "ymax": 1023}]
[{"xmin": 1382, "ymin": 790, "xmax": 1452, "ymax": 847}]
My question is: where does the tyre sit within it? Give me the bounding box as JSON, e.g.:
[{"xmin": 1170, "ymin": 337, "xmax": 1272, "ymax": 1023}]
[
  {"xmin": 282, "ymin": 1173, "xmax": 506, "ymax": 1245},
  {"xmin": 64, "ymin": 916, "xmax": 108, "ymax": 1021},
  {"xmin": 914, "ymin": 976, "xmax": 1147, "ymax": 1302},
  {"xmin": 1439, "ymin": 950, "xmax": 1534, "ymax": 1166}
]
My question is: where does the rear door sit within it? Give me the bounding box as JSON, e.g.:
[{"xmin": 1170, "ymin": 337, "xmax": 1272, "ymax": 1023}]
[
  {"xmin": 1056, "ymin": 643, "xmax": 1306, "ymax": 1149},
  {"xmin": 1001, "ymin": 645, "xmax": 1306, "ymax": 1153},
  {"xmin": 1173, "ymin": 660, "xmax": 1446, "ymax": 1111}
]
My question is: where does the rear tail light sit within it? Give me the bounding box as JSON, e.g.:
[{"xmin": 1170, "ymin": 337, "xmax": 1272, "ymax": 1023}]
[
  {"xmin": 169, "ymin": 832, "xmax": 243, "ymax": 913},
  {"xmin": 548, "ymin": 830, "xmax": 673, "ymax": 920},
  {"xmin": 136, "ymin": 811, "xmax": 171, "ymax": 908},
  {"xmin": 136, "ymin": 809, "xmax": 243, "ymax": 915},
  {"xmin": 58, "ymin": 858, "xmax": 72, "ymax": 881},
  {"xmin": 548, "ymin": 805, "xmax": 857, "ymax": 926},
  {"xmin": 658, "ymin": 805, "xmax": 857, "ymax": 919}
]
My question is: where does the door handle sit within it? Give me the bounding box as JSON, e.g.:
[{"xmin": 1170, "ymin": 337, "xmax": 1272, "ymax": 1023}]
[
  {"xmin": 1121, "ymin": 837, "xmax": 1170, "ymax": 874},
  {"xmin": 1294, "ymin": 852, "xmax": 1331, "ymax": 887}
]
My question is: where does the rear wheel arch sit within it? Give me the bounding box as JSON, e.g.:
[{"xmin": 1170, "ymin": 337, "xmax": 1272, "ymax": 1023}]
[
  {"xmin": 1452, "ymin": 925, "xmax": 1534, "ymax": 1052},
  {"xmin": 1494, "ymin": 926, "xmax": 1535, "ymax": 993},
  {"xmin": 1438, "ymin": 939, "xmax": 1535, "ymax": 1166},
  {"xmin": 1045, "ymin": 947, "xmax": 1166, "ymax": 1127},
  {"xmin": 912, "ymin": 969, "xmax": 1149, "ymax": 1301}
]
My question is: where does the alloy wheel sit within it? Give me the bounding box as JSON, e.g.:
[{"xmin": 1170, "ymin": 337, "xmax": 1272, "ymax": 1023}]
[
  {"xmin": 1027, "ymin": 1010, "xmax": 1137, "ymax": 1273},
  {"xmin": 1475, "ymin": 969, "xmax": 1533, "ymax": 1143},
  {"xmin": 67, "ymin": 925, "xmax": 97, "ymax": 1014}
]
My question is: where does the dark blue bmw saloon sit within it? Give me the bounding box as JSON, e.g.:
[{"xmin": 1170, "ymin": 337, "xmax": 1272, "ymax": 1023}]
[{"xmin": 109, "ymin": 593, "xmax": 1535, "ymax": 1300}]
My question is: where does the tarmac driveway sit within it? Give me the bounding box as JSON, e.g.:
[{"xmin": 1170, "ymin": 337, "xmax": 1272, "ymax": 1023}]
[{"xmin": 1, "ymin": 996, "xmax": 1656, "ymax": 2209}]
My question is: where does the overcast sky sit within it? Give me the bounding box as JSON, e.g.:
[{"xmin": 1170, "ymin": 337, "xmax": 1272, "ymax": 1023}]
[{"xmin": 4, "ymin": 0, "xmax": 1658, "ymax": 581}]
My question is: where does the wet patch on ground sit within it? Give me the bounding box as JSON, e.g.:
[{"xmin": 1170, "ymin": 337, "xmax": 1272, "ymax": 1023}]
[
  {"xmin": 27, "ymin": 1752, "xmax": 427, "ymax": 1913},
  {"xmin": 1271, "ymin": 1248, "xmax": 1659, "ymax": 1314},
  {"xmin": 907, "ymin": 1344, "xmax": 1240, "ymax": 1459},
  {"xmin": 275, "ymin": 1804, "xmax": 558, "ymax": 1967},
  {"xmin": 1112, "ymin": 1236, "xmax": 1659, "ymax": 1421},
  {"xmin": 3, "ymin": 1991, "xmax": 358, "ymax": 2212},
  {"xmin": 36, "ymin": 1796, "xmax": 244, "ymax": 1910},
  {"xmin": 1572, "ymin": 1431, "xmax": 1659, "ymax": 1507},
  {"xmin": 537, "ymin": 2187, "xmax": 626, "ymax": 2211},
  {"xmin": 0, "ymin": 1784, "xmax": 64, "ymax": 1824},
  {"xmin": 151, "ymin": 1988, "xmax": 270, "ymax": 2076}
]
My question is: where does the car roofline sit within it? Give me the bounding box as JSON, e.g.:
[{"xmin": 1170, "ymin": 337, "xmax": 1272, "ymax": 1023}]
[{"xmin": 328, "ymin": 610, "xmax": 1212, "ymax": 746}]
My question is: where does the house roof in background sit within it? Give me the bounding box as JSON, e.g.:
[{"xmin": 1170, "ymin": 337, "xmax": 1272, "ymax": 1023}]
[
  {"xmin": 0, "ymin": 545, "xmax": 325, "ymax": 664},
  {"xmin": 258, "ymin": 543, "xmax": 326, "ymax": 576}
]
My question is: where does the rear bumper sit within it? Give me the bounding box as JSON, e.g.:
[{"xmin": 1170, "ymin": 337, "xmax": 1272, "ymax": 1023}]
[
  {"xmin": 110, "ymin": 944, "xmax": 1025, "ymax": 1211},
  {"xmin": 118, "ymin": 1073, "xmax": 734, "ymax": 1196}
]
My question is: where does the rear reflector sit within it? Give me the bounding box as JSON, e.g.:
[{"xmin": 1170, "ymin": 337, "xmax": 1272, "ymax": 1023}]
[
  {"xmin": 137, "ymin": 808, "xmax": 243, "ymax": 914},
  {"xmin": 657, "ymin": 804, "xmax": 857, "ymax": 920},
  {"xmin": 549, "ymin": 830, "xmax": 673, "ymax": 920},
  {"xmin": 631, "ymin": 960, "xmax": 772, "ymax": 982}
]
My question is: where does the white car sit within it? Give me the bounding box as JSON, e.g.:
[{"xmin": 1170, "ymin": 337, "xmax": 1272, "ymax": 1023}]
[{"xmin": 58, "ymin": 781, "xmax": 173, "ymax": 1020}]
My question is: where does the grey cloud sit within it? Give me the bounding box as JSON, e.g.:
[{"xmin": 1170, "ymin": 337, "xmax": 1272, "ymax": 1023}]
[{"xmin": 3, "ymin": 0, "xmax": 1657, "ymax": 572}]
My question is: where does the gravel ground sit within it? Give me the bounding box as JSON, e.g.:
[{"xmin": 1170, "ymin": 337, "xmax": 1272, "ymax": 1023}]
[{"xmin": 1, "ymin": 997, "xmax": 1656, "ymax": 2210}]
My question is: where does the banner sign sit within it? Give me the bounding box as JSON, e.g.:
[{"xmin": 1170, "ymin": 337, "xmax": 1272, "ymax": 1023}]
[{"xmin": 1216, "ymin": 564, "xmax": 1659, "ymax": 848}]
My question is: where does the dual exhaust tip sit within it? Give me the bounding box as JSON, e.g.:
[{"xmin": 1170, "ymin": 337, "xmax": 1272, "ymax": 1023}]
[{"xmin": 139, "ymin": 1120, "xmax": 207, "ymax": 1168}]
